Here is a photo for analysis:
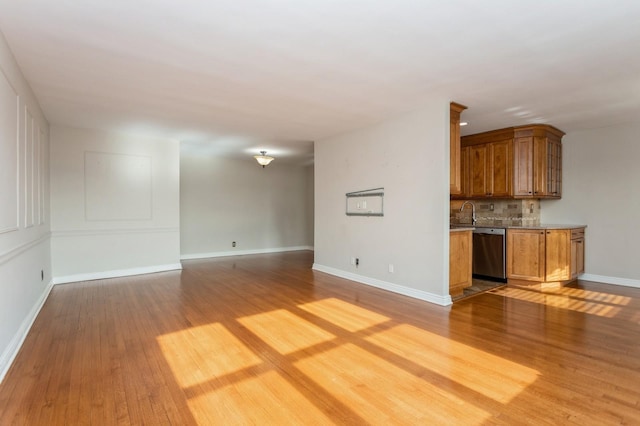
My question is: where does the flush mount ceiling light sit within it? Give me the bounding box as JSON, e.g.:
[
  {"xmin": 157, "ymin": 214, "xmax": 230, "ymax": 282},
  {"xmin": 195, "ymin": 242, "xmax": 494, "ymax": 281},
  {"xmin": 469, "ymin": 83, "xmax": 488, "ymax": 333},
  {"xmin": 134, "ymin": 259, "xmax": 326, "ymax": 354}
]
[{"xmin": 254, "ymin": 150, "xmax": 274, "ymax": 168}]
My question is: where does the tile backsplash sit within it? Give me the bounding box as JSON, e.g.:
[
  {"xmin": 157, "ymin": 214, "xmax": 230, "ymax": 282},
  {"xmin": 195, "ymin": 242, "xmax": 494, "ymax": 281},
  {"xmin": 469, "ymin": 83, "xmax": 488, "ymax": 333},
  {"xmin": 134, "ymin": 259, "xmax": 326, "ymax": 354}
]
[{"xmin": 450, "ymin": 199, "xmax": 540, "ymax": 226}]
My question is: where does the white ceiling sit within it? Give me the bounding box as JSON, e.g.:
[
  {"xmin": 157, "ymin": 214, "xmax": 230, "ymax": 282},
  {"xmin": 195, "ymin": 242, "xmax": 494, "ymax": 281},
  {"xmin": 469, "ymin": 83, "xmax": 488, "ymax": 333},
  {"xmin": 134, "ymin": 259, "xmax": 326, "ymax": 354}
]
[{"xmin": 1, "ymin": 0, "xmax": 640, "ymax": 164}]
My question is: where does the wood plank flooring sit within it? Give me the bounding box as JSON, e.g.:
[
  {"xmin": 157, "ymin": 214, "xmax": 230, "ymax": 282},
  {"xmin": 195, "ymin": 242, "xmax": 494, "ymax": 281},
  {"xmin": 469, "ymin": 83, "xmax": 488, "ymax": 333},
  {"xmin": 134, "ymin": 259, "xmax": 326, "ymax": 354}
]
[{"xmin": 1, "ymin": 250, "xmax": 639, "ymax": 424}]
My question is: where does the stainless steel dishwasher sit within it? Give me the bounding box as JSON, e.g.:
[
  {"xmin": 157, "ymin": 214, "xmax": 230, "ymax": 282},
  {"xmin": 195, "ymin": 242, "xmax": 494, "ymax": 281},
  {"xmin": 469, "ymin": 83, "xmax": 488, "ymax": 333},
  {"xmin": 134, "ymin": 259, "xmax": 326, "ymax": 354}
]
[{"xmin": 472, "ymin": 227, "xmax": 507, "ymax": 282}]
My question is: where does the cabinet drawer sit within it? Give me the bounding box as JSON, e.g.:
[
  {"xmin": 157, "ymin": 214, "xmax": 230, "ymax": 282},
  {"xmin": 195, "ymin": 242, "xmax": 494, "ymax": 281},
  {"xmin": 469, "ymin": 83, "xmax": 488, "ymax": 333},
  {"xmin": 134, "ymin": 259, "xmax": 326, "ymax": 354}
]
[{"xmin": 571, "ymin": 228, "xmax": 585, "ymax": 240}]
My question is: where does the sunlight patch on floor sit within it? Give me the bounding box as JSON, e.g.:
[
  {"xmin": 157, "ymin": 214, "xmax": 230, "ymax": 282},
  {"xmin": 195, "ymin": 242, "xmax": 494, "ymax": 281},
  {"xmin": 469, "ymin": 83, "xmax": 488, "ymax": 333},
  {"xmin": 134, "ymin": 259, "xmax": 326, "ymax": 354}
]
[
  {"xmin": 298, "ymin": 297, "xmax": 391, "ymax": 332},
  {"xmin": 295, "ymin": 342, "xmax": 493, "ymax": 424},
  {"xmin": 365, "ymin": 324, "xmax": 540, "ymax": 404},
  {"xmin": 237, "ymin": 309, "xmax": 336, "ymax": 355},
  {"xmin": 187, "ymin": 370, "xmax": 334, "ymax": 425},
  {"xmin": 157, "ymin": 323, "xmax": 262, "ymax": 388},
  {"xmin": 556, "ymin": 287, "xmax": 631, "ymax": 305},
  {"xmin": 492, "ymin": 287, "xmax": 622, "ymax": 318}
]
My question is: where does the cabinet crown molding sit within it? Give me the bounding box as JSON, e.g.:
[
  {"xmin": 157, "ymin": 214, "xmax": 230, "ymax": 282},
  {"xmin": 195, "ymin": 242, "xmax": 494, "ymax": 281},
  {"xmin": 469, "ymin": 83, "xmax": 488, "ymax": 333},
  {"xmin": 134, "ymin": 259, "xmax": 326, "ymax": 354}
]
[{"xmin": 462, "ymin": 124, "xmax": 565, "ymax": 146}]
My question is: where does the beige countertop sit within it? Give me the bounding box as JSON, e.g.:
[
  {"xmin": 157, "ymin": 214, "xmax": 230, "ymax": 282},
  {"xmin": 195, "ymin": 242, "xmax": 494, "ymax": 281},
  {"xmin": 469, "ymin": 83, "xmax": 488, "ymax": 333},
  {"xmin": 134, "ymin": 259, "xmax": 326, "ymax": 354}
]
[
  {"xmin": 449, "ymin": 226, "xmax": 474, "ymax": 232},
  {"xmin": 507, "ymin": 224, "xmax": 587, "ymax": 230},
  {"xmin": 451, "ymin": 223, "xmax": 587, "ymax": 230}
]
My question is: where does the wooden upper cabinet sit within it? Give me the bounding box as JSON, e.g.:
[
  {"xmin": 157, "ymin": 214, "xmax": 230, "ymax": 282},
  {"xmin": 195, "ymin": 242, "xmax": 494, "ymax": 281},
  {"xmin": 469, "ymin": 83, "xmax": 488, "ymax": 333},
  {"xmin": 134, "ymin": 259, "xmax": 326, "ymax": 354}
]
[
  {"xmin": 513, "ymin": 136, "xmax": 534, "ymax": 196},
  {"xmin": 449, "ymin": 102, "xmax": 467, "ymax": 196},
  {"xmin": 469, "ymin": 144, "xmax": 489, "ymax": 197},
  {"xmin": 452, "ymin": 145, "xmax": 470, "ymax": 199},
  {"xmin": 490, "ymin": 140, "xmax": 512, "ymax": 197},
  {"xmin": 463, "ymin": 130, "xmax": 512, "ymax": 198},
  {"xmin": 514, "ymin": 126, "xmax": 564, "ymax": 199},
  {"xmin": 462, "ymin": 124, "xmax": 564, "ymax": 199}
]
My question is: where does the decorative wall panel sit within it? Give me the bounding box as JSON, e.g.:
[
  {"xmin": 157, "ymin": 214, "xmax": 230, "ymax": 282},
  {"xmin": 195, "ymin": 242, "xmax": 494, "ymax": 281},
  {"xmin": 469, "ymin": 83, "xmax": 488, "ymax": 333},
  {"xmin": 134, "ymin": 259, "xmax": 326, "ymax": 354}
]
[
  {"xmin": 39, "ymin": 128, "xmax": 45, "ymax": 225},
  {"xmin": 0, "ymin": 69, "xmax": 18, "ymax": 234},
  {"xmin": 24, "ymin": 108, "xmax": 34, "ymax": 227}
]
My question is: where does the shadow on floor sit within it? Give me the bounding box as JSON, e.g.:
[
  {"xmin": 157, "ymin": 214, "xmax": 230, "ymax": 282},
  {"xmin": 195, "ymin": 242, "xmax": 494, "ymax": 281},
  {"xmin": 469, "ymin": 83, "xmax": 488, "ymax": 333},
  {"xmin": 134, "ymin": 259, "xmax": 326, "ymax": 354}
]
[{"xmin": 453, "ymin": 278, "xmax": 506, "ymax": 302}]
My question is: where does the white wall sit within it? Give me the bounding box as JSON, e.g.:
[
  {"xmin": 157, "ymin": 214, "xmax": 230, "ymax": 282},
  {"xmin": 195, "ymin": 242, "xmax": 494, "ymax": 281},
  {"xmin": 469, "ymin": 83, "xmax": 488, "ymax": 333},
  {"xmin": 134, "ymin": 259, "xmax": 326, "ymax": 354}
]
[
  {"xmin": 541, "ymin": 122, "xmax": 640, "ymax": 287},
  {"xmin": 0, "ymin": 30, "xmax": 51, "ymax": 381},
  {"xmin": 313, "ymin": 99, "xmax": 451, "ymax": 305},
  {"xmin": 50, "ymin": 126, "xmax": 181, "ymax": 282},
  {"xmin": 305, "ymin": 165, "xmax": 315, "ymax": 247},
  {"xmin": 180, "ymin": 151, "xmax": 314, "ymax": 258}
]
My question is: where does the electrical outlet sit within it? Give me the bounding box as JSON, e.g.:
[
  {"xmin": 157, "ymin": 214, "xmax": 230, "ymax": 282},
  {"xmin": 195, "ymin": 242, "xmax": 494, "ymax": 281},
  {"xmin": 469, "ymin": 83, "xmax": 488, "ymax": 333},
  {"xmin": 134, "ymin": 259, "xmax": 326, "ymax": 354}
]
[
  {"xmin": 350, "ymin": 257, "xmax": 356, "ymax": 265},
  {"xmin": 355, "ymin": 258, "xmax": 359, "ymax": 267},
  {"xmin": 41, "ymin": 270, "xmax": 44, "ymax": 281},
  {"xmin": 232, "ymin": 241, "xmax": 236, "ymax": 247},
  {"xmin": 388, "ymin": 264, "xmax": 394, "ymax": 273}
]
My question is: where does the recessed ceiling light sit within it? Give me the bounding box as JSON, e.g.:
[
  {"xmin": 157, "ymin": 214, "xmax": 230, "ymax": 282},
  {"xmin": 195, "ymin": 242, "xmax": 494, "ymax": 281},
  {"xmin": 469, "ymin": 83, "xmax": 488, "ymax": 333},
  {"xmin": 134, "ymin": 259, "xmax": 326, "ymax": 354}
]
[{"xmin": 460, "ymin": 122, "xmax": 468, "ymax": 126}]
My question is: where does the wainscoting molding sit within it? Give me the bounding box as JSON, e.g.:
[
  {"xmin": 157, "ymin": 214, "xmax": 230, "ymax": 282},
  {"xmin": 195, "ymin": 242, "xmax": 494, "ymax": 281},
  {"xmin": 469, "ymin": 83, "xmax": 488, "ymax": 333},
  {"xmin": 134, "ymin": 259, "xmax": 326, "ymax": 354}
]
[
  {"xmin": 0, "ymin": 233, "xmax": 49, "ymax": 266},
  {"xmin": 51, "ymin": 227, "xmax": 179, "ymax": 238}
]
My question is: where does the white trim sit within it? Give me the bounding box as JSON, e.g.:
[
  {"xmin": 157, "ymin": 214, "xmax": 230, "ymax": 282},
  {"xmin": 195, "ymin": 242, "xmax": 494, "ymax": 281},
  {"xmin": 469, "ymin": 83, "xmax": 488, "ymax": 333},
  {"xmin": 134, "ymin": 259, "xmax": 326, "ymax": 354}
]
[
  {"xmin": 181, "ymin": 246, "xmax": 314, "ymax": 260},
  {"xmin": 52, "ymin": 263, "xmax": 183, "ymax": 285},
  {"xmin": 579, "ymin": 273, "xmax": 640, "ymax": 289},
  {"xmin": 0, "ymin": 280, "xmax": 53, "ymax": 384},
  {"xmin": 0, "ymin": 226, "xmax": 19, "ymax": 235},
  {"xmin": 51, "ymin": 227, "xmax": 179, "ymax": 238},
  {"xmin": 0, "ymin": 233, "xmax": 49, "ymax": 266},
  {"xmin": 312, "ymin": 263, "xmax": 452, "ymax": 307}
]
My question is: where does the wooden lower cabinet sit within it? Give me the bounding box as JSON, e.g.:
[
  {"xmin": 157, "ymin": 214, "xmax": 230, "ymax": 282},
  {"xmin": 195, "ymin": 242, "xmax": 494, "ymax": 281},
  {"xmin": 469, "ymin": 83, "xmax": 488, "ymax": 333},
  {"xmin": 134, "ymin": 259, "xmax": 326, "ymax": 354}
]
[
  {"xmin": 506, "ymin": 229, "xmax": 546, "ymax": 281},
  {"xmin": 450, "ymin": 230, "xmax": 472, "ymax": 297},
  {"xmin": 570, "ymin": 228, "xmax": 585, "ymax": 279},
  {"xmin": 507, "ymin": 227, "xmax": 585, "ymax": 288}
]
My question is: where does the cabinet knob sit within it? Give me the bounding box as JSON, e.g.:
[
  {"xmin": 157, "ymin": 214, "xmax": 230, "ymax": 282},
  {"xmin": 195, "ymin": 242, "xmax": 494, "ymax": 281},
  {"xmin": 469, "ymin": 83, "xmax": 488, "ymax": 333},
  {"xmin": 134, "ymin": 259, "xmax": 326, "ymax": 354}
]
[{"xmin": 528, "ymin": 191, "xmax": 532, "ymax": 194}]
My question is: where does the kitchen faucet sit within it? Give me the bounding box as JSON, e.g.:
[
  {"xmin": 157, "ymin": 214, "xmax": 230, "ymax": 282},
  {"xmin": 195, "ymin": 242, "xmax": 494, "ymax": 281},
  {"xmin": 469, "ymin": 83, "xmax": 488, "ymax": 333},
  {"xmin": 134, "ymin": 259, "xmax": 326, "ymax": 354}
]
[{"xmin": 460, "ymin": 201, "xmax": 476, "ymax": 225}]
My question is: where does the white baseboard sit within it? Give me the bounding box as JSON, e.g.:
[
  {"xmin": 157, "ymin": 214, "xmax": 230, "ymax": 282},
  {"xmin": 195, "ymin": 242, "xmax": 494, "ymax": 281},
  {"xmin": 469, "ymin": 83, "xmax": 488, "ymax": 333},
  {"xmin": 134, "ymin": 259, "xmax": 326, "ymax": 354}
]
[
  {"xmin": 52, "ymin": 263, "xmax": 183, "ymax": 285},
  {"xmin": 312, "ymin": 263, "xmax": 452, "ymax": 306},
  {"xmin": 0, "ymin": 280, "xmax": 54, "ymax": 384},
  {"xmin": 579, "ymin": 273, "xmax": 640, "ymax": 289},
  {"xmin": 181, "ymin": 246, "xmax": 314, "ymax": 260}
]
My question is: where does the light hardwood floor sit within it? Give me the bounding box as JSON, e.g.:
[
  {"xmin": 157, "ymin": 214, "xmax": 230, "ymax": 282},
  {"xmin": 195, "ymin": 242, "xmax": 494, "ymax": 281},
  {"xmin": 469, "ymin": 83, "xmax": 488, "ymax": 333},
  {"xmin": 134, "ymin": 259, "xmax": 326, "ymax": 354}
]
[{"xmin": 1, "ymin": 251, "xmax": 639, "ymax": 424}]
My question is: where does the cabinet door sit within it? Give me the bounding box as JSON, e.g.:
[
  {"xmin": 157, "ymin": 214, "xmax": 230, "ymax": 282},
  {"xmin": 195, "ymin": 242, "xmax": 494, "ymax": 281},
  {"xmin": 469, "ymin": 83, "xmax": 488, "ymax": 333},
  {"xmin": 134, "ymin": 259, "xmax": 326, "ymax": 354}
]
[
  {"xmin": 450, "ymin": 103, "xmax": 465, "ymax": 195},
  {"xmin": 449, "ymin": 231, "xmax": 473, "ymax": 296},
  {"xmin": 507, "ymin": 229, "xmax": 545, "ymax": 281},
  {"xmin": 469, "ymin": 144, "xmax": 489, "ymax": 197},
  {"xmin": 513, "ymin": 136, "xmax": 534, "ymax": 197},
  {"xmin": 571, "ymin": 237, "xmax": 585, "ymax": 279},
  {"xmin": 545, "ymin": 230, "xmax": 571, "ymax": 282},
  {"xmin": 489, "ymin": 140, "xmax": 512, "ymax": 197},
  {"xmin": 576, "ymin": 238, "xmax": 584, "ymax": 275},
  {"xmin": 548, "ymin": 140, "xmax": 562, "ymax": 197},
  {"xmin": 460, "ymin": 146, "xmax": 470, "ymax": 197},
  {"xmin": 450, "ymin": 146, "xmax": 470, "ymax": 200},
  {"xmin": 534, "ymin": 138, "xmax": 562, "ymax": 198}
]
